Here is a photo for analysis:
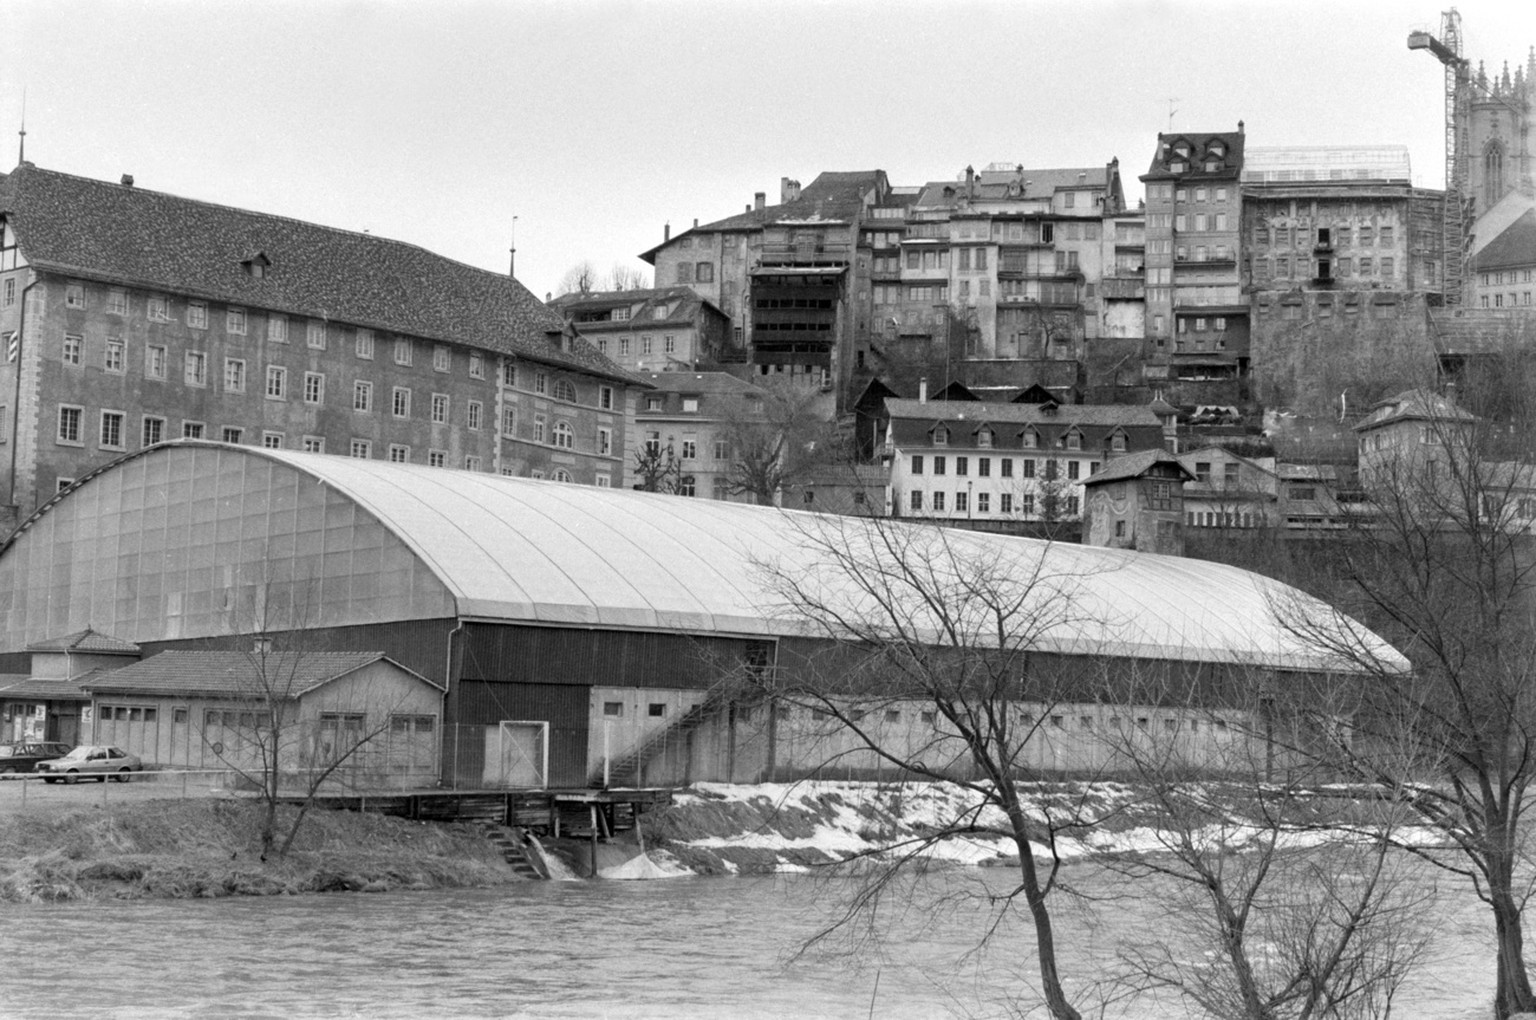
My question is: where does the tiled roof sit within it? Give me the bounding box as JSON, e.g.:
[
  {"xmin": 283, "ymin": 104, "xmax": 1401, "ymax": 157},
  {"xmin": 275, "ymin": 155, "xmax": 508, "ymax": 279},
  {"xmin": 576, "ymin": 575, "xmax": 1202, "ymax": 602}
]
[
  {"xmin": 0, "ymin": 164, "xmax": 633, "ymax": 384},
  {"xmin": 1473, "ymin": 209, "xmax": 1536, "ymax": 271},
  {"xmin": 886, "ymin": 398, "xmax": 1162, "ymax": 428},
  {"xmin": 641, "ymin": 170, "xmax": 884, "ymax": 259},
  {"xmin": 0, "ymin": 669, "xmax": 111, "ymax": 702},
  {"xmin": 80, "ymin": 650, "xmax": 439, "ymax": 698},
  {"xmin": 1354, "ymin": 389, "xmax": 1476, "ymax": 432},
  {"xmin": 550, "ymin": 286, "xmax": 722, "ymax": 332},
  {"xmin": 1086, "ymin": 449, "xmax": 1192, "ymax": 485},
  {"xmin": 638, "ymin": 371, "xmax": 759, "ymax": 396},
  {"xmin": 915, "ymin": 167, "xmax": 1109, "ymax": 206},
  {"xmin": 26, "ymin": 628, "xmax": 141, "ymax": 655},
  {"xmin": 1142, "ymin": 131, "xmax": 1245, "ymax": 180}
]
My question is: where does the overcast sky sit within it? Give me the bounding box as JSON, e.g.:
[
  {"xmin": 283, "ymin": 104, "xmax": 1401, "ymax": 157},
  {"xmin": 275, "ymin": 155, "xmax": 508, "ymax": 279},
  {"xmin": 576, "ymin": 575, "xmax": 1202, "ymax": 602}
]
[{"xmin": 3, "ymin": 1, "xmax": 1534, "ymax": 301}]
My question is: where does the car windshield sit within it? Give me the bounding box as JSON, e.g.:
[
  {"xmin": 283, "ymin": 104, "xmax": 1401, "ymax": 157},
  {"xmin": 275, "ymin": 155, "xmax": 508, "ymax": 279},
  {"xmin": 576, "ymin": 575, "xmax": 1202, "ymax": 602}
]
[
  {"xmin": 0, "ymin": 746, "xmax": 15, "ymax": 757},
  {"xmin": 56, "ymin": 747, "xmax": 92, "ymax": 761}
]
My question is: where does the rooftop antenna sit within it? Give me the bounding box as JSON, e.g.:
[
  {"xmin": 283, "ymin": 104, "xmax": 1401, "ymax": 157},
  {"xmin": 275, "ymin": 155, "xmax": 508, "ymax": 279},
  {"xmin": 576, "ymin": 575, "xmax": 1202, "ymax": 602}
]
[
  {"xmin": 1166, "ymin": 97, "xmax": 1180, "ymax": 133},
  {"xmin": 509, "ymin": 215, "xmax": 517, "ymax": 277},
  {"xmin": 17, "ymin": 87, "xmax": 26, "ymax": 164}
]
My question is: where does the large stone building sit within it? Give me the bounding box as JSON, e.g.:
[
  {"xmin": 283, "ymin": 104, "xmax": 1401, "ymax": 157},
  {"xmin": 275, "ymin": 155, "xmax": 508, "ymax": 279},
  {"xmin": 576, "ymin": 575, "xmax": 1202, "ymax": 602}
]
[
  {"xmin": 0, "ymin": 163, "xmax": 640, "ymax": 526},
  {"xmin": 640, "ymin": 163, "xmax": 1128, "ymax": 409},
  {"xmin": 1238, "ymin": 146, "xmax": 1449, "ymax": 411},
  {"xmin": 884, "ymin": 393, "xmax": 1165, "ymax": 527},
  {"xmin": 628, "ymin": 370, "xmax": 765, "ymax": 499},
  {"xmin": 547, "ymin": 286, "xmax": 732, "ymax": 373}
]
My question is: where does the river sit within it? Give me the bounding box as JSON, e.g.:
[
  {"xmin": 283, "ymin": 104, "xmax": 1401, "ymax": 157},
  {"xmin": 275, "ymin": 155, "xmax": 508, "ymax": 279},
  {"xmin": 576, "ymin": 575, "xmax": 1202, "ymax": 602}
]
[{"xmin": 0, "ymin": 865, "xmax": 1499, "ymax": 1019}]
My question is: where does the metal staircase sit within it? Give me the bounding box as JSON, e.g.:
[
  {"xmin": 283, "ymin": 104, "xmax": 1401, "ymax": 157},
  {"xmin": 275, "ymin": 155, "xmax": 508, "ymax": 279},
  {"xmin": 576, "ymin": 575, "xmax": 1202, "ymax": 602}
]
[
  {"xmin": 588, "ymin": 696, "xmax": 722, "ymax": 788},
  {"xmin": 478, "ymin": 822, "xmax": 547, "ymax": 880}
]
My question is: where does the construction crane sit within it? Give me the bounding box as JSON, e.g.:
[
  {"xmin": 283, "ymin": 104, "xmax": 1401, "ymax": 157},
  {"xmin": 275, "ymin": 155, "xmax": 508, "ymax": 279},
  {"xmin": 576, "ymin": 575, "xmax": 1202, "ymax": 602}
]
[{"xmin": 1409, "ymin": 9, "xmax": 1471, "ymax": 304}]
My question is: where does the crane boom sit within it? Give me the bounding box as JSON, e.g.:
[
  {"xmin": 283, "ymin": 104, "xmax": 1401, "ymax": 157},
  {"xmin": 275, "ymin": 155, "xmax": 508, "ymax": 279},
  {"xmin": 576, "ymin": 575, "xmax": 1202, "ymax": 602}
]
[{"xmin": 1407, "ymin": 9, "xmax": 1470, "ymax": 305}]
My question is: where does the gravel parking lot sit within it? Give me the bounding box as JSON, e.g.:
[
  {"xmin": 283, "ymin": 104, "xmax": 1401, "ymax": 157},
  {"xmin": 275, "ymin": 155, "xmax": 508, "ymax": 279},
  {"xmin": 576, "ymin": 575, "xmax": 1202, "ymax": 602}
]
[{"xmin": 0, "ymin": 770, "xmax": 238, "ymax": 814}]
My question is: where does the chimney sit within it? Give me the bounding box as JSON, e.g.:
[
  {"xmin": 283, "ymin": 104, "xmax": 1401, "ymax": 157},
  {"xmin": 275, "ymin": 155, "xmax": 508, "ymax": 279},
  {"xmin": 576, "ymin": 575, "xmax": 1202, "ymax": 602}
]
[
  {"xmin": 965, "ymin": 165, "xmax": 975, "ymax": 200},
  {"xmin": 919, "ymin": 376, "xmax": 928, "ymax": 403},
  {"xmin": 1238, "ymin": 119, "xmax": 1245, "ymax": 134},
  {"xmin": 120, "ymin": 174, "xmax": 134, "ymax": 187},
  {"xmin": 754, "ymin": 192, "xmax": 766, "ymax": 211},
  {"xmin": 664, "ymin": 222, "xmax": 671, "ymax": 242},
  {"xmin": 781, "ymin": 177, "xmax": 801, "ymax": 203},
  {"xmin": 693, "ymin": 218, "xmax": 699, "ymax": 229}
]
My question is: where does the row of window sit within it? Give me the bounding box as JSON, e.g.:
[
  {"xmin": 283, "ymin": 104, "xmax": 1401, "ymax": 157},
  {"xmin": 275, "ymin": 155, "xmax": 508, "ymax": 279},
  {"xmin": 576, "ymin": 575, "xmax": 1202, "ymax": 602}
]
[
  {"xmin": 1482, "ymin": 269, "xmax": 1534, "ymax": 286},
  {"xmin": 642, "ymin": 432, "xmax": 730, "ymax": 461},
  {"xmin": 1254, "ymin": 256, "xmax": 1395, "ymax": 280},
  {"xmin": 1254, "ymin": 225, "xmax": 1395, "ymax": 248},
  {"xmin": 596, "ymin": 335, "xmax": 681, "ymax": 357},
  {"xmin": 675, "ymin": 261, "xmax": 715, "ymax": 284},
  {"xmin": 912, "ymin": 454, "xmax": 1095, "ymax": 480},
  {"xmin": 908, "ymin": 490, "xmax": 1082, "ymax": 516},
  {"xmin": 923, "ymin": 427, "xmax": 1129, "ymax": 453},
  {"xmin": 1481, "ymin": 291, "xmax": 1534, "ymax": 308}
]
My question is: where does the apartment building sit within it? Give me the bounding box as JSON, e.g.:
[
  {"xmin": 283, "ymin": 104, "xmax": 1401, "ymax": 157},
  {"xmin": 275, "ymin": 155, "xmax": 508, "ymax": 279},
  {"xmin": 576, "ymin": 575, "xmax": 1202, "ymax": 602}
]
[
  {"xmin": 628, "ymin": 371, "xmax": 762, "ymax": 500},
  {"xmin": 548, "ymin": 286, "xmax": 732, "ymax": 373},
  {"xmin": 884, "ymin": 395, "xmax": 1164, "ymax": 526},
  {"xmin": 0, "ymin": 163, "xmax": 639, "ymax": 526},
  {"xmin": 1140, "ymin": 127, "xmax": 1248, "ymax": 386}
]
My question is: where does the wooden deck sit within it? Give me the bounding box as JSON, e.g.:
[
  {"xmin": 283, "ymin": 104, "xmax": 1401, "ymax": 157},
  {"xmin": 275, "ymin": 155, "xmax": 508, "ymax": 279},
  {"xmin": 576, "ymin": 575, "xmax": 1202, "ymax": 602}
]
[{"xmin": 283, "ymin": 787, "xmax": 674, "ymax": 832}]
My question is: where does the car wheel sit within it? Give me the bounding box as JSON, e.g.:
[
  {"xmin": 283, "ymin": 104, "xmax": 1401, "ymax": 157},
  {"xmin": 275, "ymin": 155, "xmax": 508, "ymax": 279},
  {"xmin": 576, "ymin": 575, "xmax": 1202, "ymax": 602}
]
[
  {"xmin": 113, "ymin": 768, "xmax": 131, "ymax": 783},
  {"xmin": 63, "ymin": 770, "xmax": 79, "ymax": 785},
  {"xmin": 43, "ymin": 777, "xmax": 57, "ymax": 784}
]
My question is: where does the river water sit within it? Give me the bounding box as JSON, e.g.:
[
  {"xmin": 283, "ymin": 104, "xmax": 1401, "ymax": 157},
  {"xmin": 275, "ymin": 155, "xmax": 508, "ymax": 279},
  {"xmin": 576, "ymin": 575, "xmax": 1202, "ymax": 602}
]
[{"xmin": 0, "ymin": 864, "xmax": 1499, "ymax": 1019}]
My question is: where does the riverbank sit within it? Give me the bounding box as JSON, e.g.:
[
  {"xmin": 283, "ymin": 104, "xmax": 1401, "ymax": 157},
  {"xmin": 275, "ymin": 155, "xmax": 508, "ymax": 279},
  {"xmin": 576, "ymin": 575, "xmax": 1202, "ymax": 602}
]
[{"xmin": 0, "ymin": 799, "xmax": 513, "ymax": 902}]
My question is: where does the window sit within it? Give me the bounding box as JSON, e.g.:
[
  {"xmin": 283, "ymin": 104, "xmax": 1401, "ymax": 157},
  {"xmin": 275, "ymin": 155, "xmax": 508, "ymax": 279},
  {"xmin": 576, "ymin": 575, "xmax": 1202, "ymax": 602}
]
[
  {"xmin": 932, "ymin": 491, "xmax": 946, "ymax": 512},
  {"xmin": 433, "ymin": 345, "xmax": 450, "ymax": 372},
  {"xmin": 187, "ymin": 301, "xmax": 207, "ymax": 329},
  {"xmin": 222, "ymin": 427, "xmax": 243, "ymax": 444},
  {"xmin": 554, "ymin": 379, "xmax": 577, "ymax": 402},
  {"xmin": 933, "ymin": 456, "xmax": 946, "ymax": 476},
  {"xmin": 955, "ymin": 492, "xmax": 968, "ymax": 513},
  {"xmin": 910, "ymin": 491, "xmax": 923, "ymax": 512},
  {"xmin": 99, "ymin": 410, "xmax": 125, "ymax": 450},
  {"xmin": 533, "ymin": 415, "xmax": 546, "ymax": 443},
  {"xmin": 304, "ymin": 372, "xmax": 324, "ymax": 404},
  {"xmin": 465, "ymin": 455, "xmax": 482, "ymax": 471},
  {"xmin": 141, "ymin": 416, "xmax": 165, "ymax": 447},
  {"xmin": 642, "ymin": 336, "xmax": 653, "ymax": 355},
  {"xmin": 265, "ymin": 365, "xmax": 287, "ymax": 399},
  {"xmin": 104, "ymin": 337, "xmax": 125, "ymax": 373},
  {"xmin": 977, "ymin": 492, "xmax": 990, "ymax": 513},
  {"xmin": 598, "ymin": 427, "xmax": 612, "ymax": 456},
  {"xmin": 469, "ymin": 352, "xmax": 484, "ymax": 378},
  {"xmin": 664, "ymin": 335, "xmax": 676, "ymax": 354},
  {"xmin": 1068, "ymin": 461, "xmax": 1080, "ymax": 480},
  {"xmin": 696, "ymin": 262, "xmax": 714, "ymax": 283},
  {"xmin": 955, "ymin": 456, "xmax": 968, "ymax": 476},
  {"xmin": 391, "ymin": 338, "xmax": 412, "ymax": 365},
  {"xmin": 57, "ymin": 405, "xmax": 83, "ymax": 445},
  {"xmin": 226, "ymin": 307, "xmax": 247, "ymax": 335},
  {"xmin": 1001, "ymin": 458, "xmax": 1014, "ymax": 478},
  {"xmin": 353, "ymin": 380, "xmax": 373, "ymax": 412},
  {"xmin": 599, "ymin": 385, "xmax": 614, "ymax": 410},
  {"xmin": 145, "ymin": 344, "xmax": 166, "ymax": 379},
  {"xmin": 501, "ymin": 408, "xmax": 517, "ymax": 437},
  {"xmin": 428, "ymin": 450, "xmax": 446, "ymax": 467},
  {"xmin": 911, "ymin": 454, "xmax": 924, "ymax": 475},
  {"xmin": 356, "ymin": 329, "xmax": 374, "ymax": 359},
  {"xmin": 388, "ymin": 444, "xmax": 409, "ymax": 463},
  {"xmin": 62, "ymin": 334, "xmax": 83, "ymax": 366},
  {"xmin": 182, "ymin": 421, "xmax": 205, "ymax": 440},
  {"xmin": 302, "ymin": 436, "xmax": 325, "ymax": 454},
  {"xmin": 185, "ymin": 350, "xmax": 208, "ymax": 387},
  {"xmin": 467, "ymin": 400, "xmax": 483, "ymax": 430},
  {"xmin": 106, "ymin": 288, "xmax": 128, "ymax": 315},
  {"xmin": 147, "ymin": 295, "xmax": 169, "ymax": 322},
  {"xmin": 1001, "ymin": 493, "xmax": 1014, "ymax": 513},
  {"xmin": 431, "ymin": 393, "xmax": 449, "ymax": 424},
  {"xmin": 392, "ymin": 387, "xmax": 411, "ymax": 418},
  {"xmin": 681, "ymin": 436, "xmax": 697, "ymax": 459},
  {"xmin": 603, "ymin": 701, "xmax": 624, "ymax": 718},
  {"xmin": 262, "ymin": 431, "xmax": 283, "ymax": 449},
  {"xmin": 224, "ymin": 358, "xmax": 246, "ymax": 392},
  {"xmin": 619, "ymin": 338, "xmax": 631, "ymax": 356},
  {"xmin": 501, "ymin": 362, "xmax": 518, "ymax": 388},
  {"xmin": 534, "ymin": 371, "xmax": 547, "ymax": 395},
  {"xmin": 307, "ymin": 320, "xmax": 326, "ymax": 349},
  {"xmin": 350, "ymin": 439, "xmax": 371, "ymax": 459},
  {"xmin": 549, "ymin": 420, "xmax": 575, "ymax": 450},
  {"xmin": 65, "ymin": 283, "xmax": 84, "ymax": 308}
]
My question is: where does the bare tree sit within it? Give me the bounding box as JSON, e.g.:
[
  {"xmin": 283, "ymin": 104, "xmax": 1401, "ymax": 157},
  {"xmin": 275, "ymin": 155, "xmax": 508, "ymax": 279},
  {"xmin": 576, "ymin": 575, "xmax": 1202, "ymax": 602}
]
[
  {"xmin": 1097, "ymin": 683, "xmax": 1434, "ymax": 1019},
  {"xmin": 720, "ymin": 381, "xmax": 838, "ymax": 506},
  {"xmin": 557, "ymin": 260, "xmax": 598, "ymax": 297},
  {"xmin": 206, "ymin": 582, "xmax": 421, "ymax": 859},
  {"xmin": 632, "ymin": 437, "xmax": 681, "ymax": 494},
  {"xmin": 607, "ymin": 262, "xmax": 651, "ymax": 292},
  {"xmin": 739, "ymin": 516, "xmax": 1123, "ymax": 1020},
  {"xmin": 1274, "ymin": 385, "xmax": 1536, "ymax": 1019}
]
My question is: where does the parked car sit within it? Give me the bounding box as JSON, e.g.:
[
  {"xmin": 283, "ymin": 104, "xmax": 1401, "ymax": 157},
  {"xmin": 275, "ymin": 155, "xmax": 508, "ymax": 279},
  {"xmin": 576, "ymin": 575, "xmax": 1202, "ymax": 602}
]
[
  {"xmin": 0, "ymin": 742, "xmax": 76, "ymax": 774},
  {"xmin": 35, "ymin": 745, "xmax": 143, "ymax": 783}
]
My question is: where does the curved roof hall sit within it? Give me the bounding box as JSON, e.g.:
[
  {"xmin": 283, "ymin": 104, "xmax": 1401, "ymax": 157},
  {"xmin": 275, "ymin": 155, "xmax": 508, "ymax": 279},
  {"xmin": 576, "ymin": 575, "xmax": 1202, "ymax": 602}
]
[{"xmin": 2, "ymin": 443, "xmax": 1405, "ymax": 675}]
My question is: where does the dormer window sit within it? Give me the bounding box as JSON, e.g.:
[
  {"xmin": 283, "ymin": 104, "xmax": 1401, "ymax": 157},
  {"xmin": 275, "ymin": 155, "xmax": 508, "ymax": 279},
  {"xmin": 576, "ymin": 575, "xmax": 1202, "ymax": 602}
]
[
  {"xmin": 1204, "ymin": 160, "xmax": 1220, "ymax": 172},
  {"xmin": 1209, "ymin": 142, "xmax": 1225, "ymax": 158},
  {"xmin": 1065, "ymin": 431, "xmax": 1082, "ymax": 451},
  {"xmin": 613, "ymin": 307, "xmax": 630, "ymax": 322},
  {"xmin": 1109, "ymin": 432, "xmax": 1127, "ymax": 452},
  {"xmin": 976, "ymin": 427, "xmax": 993, "ymax": 449},
  {"xmin": 240, "ymin": 252, "xmax": 272, "ymax": 279},
  {"xmin": 652, "ymin": 305, "xmax": 669, "ymax": 320},
  {"xmin": 932, "ymin": 426, "xmax": 949, "ymax": 447},
  {"xmin": 682, "ymin": 397, "xmax": 700, "ymax": 413},
  {"xmin": 1174, "ymin": 142, "xmax": 1191, "ymax": 158},
  {"xmin": 1170, "ymin": 161, "xmax": 1187, "ymax": 174},
  {"xmin": 1022, "ymin": 429, "xmax": 1039, "ymax": 449}
]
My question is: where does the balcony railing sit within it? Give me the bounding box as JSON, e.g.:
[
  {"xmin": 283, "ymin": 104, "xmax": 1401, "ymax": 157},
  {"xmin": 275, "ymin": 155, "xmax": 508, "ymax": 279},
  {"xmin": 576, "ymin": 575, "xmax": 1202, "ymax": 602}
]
[{"xmin": 757, "ymin": 241, "xmax": 852, "ymax": 264}]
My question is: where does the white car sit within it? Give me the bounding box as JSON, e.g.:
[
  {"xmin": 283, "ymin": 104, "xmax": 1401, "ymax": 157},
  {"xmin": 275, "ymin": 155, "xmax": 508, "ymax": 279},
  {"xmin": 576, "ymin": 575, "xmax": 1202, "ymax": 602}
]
[{"xmin": 36, "ymin": 745, "xmax": 143, "ymax": 784}]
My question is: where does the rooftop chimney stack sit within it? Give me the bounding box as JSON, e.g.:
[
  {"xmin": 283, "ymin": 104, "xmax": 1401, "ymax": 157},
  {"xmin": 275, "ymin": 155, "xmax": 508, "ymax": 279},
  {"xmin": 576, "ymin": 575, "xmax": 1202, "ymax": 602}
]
[
  {"xmin": 120, "ymin": 174, "xmax": 134, "ymax": 187},
  {"xmin": 781, "ymin": 177, "xmax": 801, "ymax": 203},
  {"xmin": 664, "ymin": 222, "xmax": 671, "ymax": 242},
  {"xmin": 754, "ymin": 192, "xmax": 766, "ymax": 211},
  {"xmin": 965, "ymin": 165, "xmax": 975, "ymax": 201},
  {"xmin": 919, "ymin": 376, "xmax": 928, "ymax": 403}
]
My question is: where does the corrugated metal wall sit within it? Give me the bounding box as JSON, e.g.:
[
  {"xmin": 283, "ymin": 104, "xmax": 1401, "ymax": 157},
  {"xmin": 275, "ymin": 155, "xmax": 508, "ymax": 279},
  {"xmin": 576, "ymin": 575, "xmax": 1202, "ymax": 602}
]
[
  {"xmin": 460, "ymin": 623, "xmax": 768, "ymax": 690},
  {"xmin": 453, "ymin": 679, "xmax": 589, "ymax": 787}
]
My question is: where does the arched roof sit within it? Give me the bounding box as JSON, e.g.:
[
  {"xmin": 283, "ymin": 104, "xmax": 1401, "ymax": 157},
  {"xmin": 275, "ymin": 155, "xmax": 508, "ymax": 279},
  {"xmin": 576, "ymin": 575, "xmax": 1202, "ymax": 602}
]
[{"xmin": 3, "ymin": 443, "xmax": 1405, "ymax": 674}]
